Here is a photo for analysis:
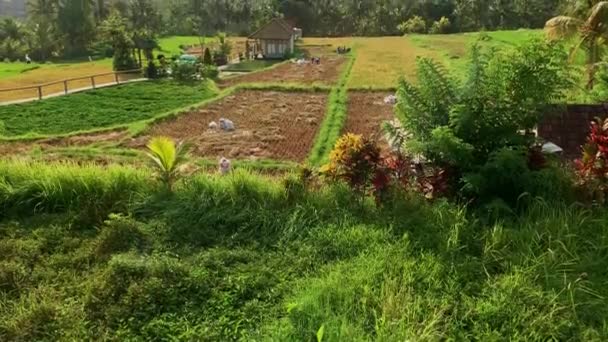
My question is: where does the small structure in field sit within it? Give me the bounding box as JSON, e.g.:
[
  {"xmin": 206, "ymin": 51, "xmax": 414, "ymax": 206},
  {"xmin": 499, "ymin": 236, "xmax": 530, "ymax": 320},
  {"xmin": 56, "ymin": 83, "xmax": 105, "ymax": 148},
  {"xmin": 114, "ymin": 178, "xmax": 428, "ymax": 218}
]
[{"xmin": 246, "ymin": 18, "xmax": 300, "ymax": 59}]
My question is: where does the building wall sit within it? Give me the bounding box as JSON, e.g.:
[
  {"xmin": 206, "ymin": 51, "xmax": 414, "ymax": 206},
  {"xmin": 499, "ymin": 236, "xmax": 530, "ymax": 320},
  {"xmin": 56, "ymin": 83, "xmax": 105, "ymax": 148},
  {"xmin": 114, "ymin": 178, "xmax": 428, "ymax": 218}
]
[
  {"xmin": 538, "ymin": 104, "xmax": 608, "ymax": 157},
  {"xmin": 262, "ymin": 39, "xmax": 290, "ymax": 58}
]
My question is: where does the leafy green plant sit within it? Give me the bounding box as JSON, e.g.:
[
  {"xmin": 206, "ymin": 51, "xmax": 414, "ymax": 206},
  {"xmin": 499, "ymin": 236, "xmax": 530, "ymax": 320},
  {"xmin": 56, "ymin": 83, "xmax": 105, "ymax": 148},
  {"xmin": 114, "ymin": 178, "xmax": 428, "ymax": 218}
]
[
  {"xmin": 398, "ymin": 16, "xmax": 427, "ymax": 34},
  {"xmin": 145, "ymin": 136, "xmax": 191, "ymax": 192},
  {"xmin": 429, "ymin": 16, "xmax": 451, "ymax": 34},
  {"xmin": 171, "ymin": 61, "xmax": 198, "ymax": 83},
  {"xmin": 100, "ymin": 11, "xmax": 138, "ymax": 71},
  {"xmin": 144, "ymin": 61, "xmax": 158, "ymax": 79},
  {"xmin": 203, "ymin": 47, "xmax": 213, "ymax": 65},
  {"xmin": 390, "ymin": 39, "xmax": 573, "ymax": 205},
  {"xmin": 201, "ymin": 64, "xmax": 219, "ymax": 79}
]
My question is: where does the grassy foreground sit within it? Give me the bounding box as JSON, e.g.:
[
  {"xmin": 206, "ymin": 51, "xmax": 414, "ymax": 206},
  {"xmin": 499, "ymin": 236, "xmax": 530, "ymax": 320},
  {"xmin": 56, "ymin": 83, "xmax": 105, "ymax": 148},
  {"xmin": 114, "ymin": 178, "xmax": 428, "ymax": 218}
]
[
  {"xmin": 0, "ymin": 80, "xmax": 218, "ymax": 138},
  {"xmin": 0, "ymin": 161, "xmax": 606, "ymax": 341}
]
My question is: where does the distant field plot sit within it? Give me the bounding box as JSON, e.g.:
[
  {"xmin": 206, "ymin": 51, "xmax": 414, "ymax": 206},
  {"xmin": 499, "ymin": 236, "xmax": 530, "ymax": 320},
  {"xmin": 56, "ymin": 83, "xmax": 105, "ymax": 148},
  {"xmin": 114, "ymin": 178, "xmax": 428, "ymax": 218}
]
[
  {"xmin": 0, "ymin": 59, "xmax": 118, "ymax": 101},
  {"xmin": 220, "ymin": 57, "xmax": 345, "ymax": 88},
  {"xmin": 344, "ymin": 91, "xmax": 395, "ymax": 149},
  {"xmin": 409, "ymin": 29, "xmax": 544, "ymax": 76},
  {"xmin": 305, "ymin": 36, "xmax": 439, "ymax": 88},
  {"xmin": 127, "ymin": 90, "xmax": 328, "ymax": 161},
  {"xmin": 306, "ymin": 31, "xmax": 547, "ymax": 89},
  {"xmin": 0, "ymin": 80, "xmax": 217, "ymax": 137}
]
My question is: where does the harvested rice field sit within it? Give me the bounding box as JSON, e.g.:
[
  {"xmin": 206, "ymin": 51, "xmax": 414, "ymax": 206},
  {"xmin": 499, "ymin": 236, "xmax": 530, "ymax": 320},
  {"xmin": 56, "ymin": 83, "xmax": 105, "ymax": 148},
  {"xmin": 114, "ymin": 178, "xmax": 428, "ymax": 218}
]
[
  {"xmin": 127, "ymin": 90, "xmax": 328, "ymax": 161},
  {"xmin": 219, "ymin": 57, "xmax": 345, "ymax": 88},
  {"xmin": 344, "ymin": 91, "xmax": 395, "ymax": 142}
]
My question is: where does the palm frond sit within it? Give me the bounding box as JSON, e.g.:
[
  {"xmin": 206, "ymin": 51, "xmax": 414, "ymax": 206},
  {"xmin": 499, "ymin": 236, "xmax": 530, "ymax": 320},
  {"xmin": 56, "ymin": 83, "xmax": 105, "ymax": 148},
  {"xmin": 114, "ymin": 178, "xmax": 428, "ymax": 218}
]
[
  {"xmin": 587, "ymin": 1, "xmax": 608, "ymax": 31},
  {"xmin": 545, "ymin": 16, "xmax": 584, "ymax": 40},
  {"xmin": 145, "ymin": 136, "xmax": 191, "ymax": 191}
]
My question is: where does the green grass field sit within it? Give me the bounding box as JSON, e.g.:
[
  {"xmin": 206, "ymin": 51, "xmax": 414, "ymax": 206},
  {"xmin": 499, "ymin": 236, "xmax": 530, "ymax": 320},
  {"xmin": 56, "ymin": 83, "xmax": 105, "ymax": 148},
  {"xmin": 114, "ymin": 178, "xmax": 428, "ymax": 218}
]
[
  {"xmin": 157, "ymin": 36, "xmax": 207, "ymax": 56},
  {"xmin": 0, "ymin": 63, "xmax": 42, "ymax": 79},
  {"xmin": 0, "ymin": 162, "xmax": 606, "ymax": 340},
  {"xmin": 0, "ymin": 80, "xmax": 217, "ymax": 137}
]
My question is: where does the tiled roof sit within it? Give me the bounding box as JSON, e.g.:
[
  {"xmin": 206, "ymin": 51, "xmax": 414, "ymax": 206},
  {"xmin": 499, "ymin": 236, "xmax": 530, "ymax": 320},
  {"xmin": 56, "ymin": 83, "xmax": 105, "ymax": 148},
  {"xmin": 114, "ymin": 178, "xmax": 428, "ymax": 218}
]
[{"xmin": 249, "ymin": 18, "xmax": 294, "ymax": 40}]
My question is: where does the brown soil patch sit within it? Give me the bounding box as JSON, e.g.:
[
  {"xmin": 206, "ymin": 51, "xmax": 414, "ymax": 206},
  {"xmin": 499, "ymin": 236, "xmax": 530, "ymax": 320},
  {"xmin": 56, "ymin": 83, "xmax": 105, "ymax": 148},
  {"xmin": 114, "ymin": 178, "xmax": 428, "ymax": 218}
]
[
  {"xmin": 344, "ymin": 91, "xmax": 395, "ymax": 141},
  {"xmin": 219, "ymin": 47, "xmax": 345, "ymax": 88},
  {"xmin": 125, "ymin": 90, "xmax": 328, "ymax": 162},
  {"xmin": 0, "ymin": 130, "xmax": 129, "ymax": 156}
]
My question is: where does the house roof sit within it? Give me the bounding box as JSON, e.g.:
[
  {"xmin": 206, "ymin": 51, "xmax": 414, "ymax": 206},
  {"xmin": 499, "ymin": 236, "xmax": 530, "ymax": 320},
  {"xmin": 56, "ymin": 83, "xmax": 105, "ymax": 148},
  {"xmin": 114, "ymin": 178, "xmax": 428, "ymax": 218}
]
[{"xmin": 249, "ymin": 18, "xmax": 294, "ymax": 40}]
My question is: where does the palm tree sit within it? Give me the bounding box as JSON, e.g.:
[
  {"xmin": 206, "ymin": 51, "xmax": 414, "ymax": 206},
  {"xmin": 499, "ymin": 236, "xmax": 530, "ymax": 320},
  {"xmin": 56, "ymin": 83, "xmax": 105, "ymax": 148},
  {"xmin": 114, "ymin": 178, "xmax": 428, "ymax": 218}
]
[
  {"xmin": 146, "ymin": 137, "xmax": 191, "ymax": 192},
  {"xmin": 545, "ymin": 1, "xmax": 608, "ymax": 88}
]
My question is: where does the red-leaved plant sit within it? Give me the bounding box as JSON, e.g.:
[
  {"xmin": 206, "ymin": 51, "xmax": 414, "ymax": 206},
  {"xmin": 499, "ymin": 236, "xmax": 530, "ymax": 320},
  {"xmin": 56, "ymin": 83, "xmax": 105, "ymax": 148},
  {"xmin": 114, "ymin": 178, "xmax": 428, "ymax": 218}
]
[
  {"xmin": 576, "ymin": 117, "xmax": 608, "ymax": 203},
  {"xmin": 322, "ymin": 134, "xmax": 453, "ymax": 204}
]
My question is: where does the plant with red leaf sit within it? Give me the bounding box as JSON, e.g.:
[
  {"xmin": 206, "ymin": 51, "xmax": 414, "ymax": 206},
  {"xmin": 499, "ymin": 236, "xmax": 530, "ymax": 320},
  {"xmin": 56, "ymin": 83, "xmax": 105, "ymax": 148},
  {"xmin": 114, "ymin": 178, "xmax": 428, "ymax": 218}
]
[{"xmin": 576, "ymin": 117, "xmax": 608, "ymax": 203}]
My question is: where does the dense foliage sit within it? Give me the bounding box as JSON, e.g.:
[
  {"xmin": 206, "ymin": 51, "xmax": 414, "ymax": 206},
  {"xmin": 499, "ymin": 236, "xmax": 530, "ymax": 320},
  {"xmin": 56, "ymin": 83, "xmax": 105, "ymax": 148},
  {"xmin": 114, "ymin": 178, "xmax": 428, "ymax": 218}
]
[
  {"xmin": 1, "ymin": 0, "xmax": 567, "ymax": 63},
  {"xmin": 390, "ymin": 39, "xmax": 574, "ymax": 207}
]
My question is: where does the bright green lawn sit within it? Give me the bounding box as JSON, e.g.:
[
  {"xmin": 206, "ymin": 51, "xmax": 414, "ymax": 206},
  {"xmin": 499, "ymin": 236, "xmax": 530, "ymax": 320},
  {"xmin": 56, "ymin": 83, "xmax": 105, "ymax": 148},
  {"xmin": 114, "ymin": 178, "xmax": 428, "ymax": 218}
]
[
  {"xmin": 0, "ymin": 80, "xmax": 217, "ymax": 137},
  {"xmin": 157, "ymin": 36, "xmax": 212, "ymax": 56},
  {"xmin": 0, "ymin": 63, "xmax": 43, "ymax": 79}
]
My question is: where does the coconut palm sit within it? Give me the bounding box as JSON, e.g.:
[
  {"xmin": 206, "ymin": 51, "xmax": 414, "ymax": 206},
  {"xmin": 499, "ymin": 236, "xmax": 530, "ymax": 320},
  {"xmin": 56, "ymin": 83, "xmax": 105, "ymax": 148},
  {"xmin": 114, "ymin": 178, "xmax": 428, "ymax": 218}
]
[
  {"xmin": 146, "ymin": 136, "xmax": 191, "ymax": 192},
  {"xmin": 545, "ymin": 1, "xmax": 608, "ymax": 88}
]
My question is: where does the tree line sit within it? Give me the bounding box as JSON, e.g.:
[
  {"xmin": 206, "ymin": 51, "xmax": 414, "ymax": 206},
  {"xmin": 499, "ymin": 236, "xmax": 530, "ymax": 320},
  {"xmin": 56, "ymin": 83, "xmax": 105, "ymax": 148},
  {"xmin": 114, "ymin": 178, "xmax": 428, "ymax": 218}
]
[
  {"xmin": 0, "ymin": 0, "xmax": 572, "ymax": 63},
  {"xmin": 167, "ymin": 0, "xmax": 563, "ymax": 36}
]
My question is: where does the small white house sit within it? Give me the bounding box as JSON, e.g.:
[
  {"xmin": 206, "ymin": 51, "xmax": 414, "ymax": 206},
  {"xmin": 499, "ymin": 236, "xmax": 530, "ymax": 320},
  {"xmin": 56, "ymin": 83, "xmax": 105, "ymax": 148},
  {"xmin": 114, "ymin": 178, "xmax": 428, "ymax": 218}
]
[{"xmin": 247, "ymin": 18, "xmax": 299, "ymax": 59}]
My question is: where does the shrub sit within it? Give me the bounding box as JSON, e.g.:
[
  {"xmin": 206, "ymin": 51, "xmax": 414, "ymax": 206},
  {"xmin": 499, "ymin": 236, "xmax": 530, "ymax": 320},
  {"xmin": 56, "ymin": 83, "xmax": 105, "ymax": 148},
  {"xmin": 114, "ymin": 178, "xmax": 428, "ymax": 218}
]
[
  {"xmin": 429, "ymin": 16, "xmax": 451, "ymax": 34},
  {"xmin": 201, "ymin": 64, "xmax": 219, "ymax": 79},
  {"xmin": 398, "ymin": 16, "xmax": 427, "ymax": 34},
  {"xmin": 216, "ymin": 32, "xmax": 232, "ymax": 61},
  {"xmin": 171, "ymin": 61, "xmax": 198, "ymax": 83},
  {"xmin": 321, "ymin": 134, "xmax": 382, "ymax": 197},
  {"xmin": 144, "ymin": 61, "xmax": 158, "ymax": 79},
  {"xmin": 389, "ymin": 39, "xmax": 573, "ymax": 205},
  {"xmin": 576, "ymin": 117, "xmax": 608, "ymax": 203},
  {"xmin": 203, "ymin": 47, "xmax": 213, "ymax": 65}
]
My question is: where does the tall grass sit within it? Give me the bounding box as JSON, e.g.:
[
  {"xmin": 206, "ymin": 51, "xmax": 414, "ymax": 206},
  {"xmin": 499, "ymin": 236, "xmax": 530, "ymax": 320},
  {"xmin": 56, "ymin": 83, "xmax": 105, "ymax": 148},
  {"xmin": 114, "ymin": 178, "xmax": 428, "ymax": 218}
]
[
  {"xmin": 0, "ymin": 161, "xmax": 607, "ymax": 340},
  {"xmin": 0, "ymin": 161, "xmax": 149, "ymax": 221}
]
